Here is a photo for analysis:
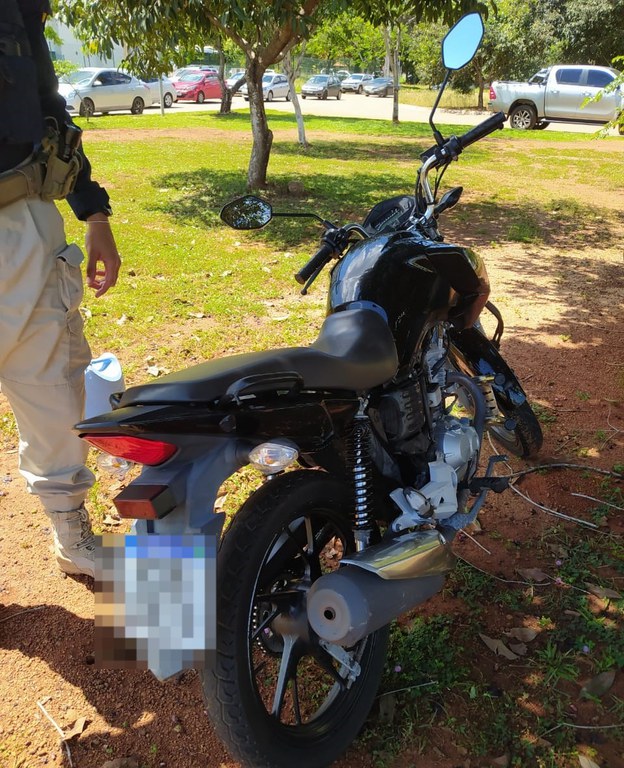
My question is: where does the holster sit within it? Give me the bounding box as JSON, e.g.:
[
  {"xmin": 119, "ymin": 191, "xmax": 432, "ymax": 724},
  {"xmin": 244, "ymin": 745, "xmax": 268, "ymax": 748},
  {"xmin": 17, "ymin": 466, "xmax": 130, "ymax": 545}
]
[{"xmin": 38, "ymin": 125, "xmax": 82, "ymax": 202}]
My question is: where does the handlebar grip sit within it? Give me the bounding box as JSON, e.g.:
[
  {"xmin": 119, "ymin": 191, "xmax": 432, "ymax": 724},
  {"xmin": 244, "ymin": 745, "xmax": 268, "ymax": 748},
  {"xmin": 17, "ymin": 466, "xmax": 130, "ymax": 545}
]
[
  {"xmin": 295, "ymin": 242, "xmax": 335, "ymax": 285},
  {"xmin": 457, "ymin": 111, "xmax": 505, "ymax": 150}
]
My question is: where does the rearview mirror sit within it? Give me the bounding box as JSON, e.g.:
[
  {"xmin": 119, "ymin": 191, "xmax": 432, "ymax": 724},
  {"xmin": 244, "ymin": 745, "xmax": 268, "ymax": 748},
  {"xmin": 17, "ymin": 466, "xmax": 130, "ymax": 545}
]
[
  {"xmin": 220, "ymin": 195, "xmax": 273, "ymax": 230},
  {"xmin": 442, "ymin": 13, "xmax": 484, "ymax": 71}
]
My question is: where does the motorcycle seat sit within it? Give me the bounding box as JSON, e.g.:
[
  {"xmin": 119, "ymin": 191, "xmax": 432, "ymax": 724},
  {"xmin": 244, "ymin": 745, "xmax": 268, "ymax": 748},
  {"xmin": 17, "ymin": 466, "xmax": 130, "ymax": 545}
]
[{"xmin": 118, "ymin": 308, "xmax": 398, "ymax": 406}]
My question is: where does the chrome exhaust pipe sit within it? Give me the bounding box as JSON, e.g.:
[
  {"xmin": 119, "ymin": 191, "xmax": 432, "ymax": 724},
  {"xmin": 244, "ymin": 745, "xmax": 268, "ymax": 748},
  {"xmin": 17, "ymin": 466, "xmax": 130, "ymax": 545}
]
[{"xmin": 307, "ymin": 530, "xmax": 454, "ymax": 647}]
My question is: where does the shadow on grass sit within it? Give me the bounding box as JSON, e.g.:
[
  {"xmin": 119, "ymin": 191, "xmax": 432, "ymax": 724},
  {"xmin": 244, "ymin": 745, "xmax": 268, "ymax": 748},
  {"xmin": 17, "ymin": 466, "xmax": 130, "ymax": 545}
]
[{"xmin": 150, "ymin": 164, "xmax": 621, "ymax": 257}]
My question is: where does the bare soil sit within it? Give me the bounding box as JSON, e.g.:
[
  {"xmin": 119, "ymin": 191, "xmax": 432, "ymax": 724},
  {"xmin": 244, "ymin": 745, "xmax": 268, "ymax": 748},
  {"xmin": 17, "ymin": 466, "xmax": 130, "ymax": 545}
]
[{"xmin": 1, "ymin": 137, "xmax": 623, "ymax": 768}]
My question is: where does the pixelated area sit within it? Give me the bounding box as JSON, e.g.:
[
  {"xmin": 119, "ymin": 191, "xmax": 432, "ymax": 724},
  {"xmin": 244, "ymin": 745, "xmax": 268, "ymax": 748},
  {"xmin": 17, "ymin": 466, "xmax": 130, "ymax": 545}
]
[{"xmin": 95, "ymin": 533, "xmax": 216, "ymax": 679}]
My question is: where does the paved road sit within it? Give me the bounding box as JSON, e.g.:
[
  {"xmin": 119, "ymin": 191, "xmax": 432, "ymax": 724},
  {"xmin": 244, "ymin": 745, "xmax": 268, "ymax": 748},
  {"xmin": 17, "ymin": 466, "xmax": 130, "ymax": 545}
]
[{"xmin": 162, "ymin": 93, "xmax": 620, "ymax": 136}]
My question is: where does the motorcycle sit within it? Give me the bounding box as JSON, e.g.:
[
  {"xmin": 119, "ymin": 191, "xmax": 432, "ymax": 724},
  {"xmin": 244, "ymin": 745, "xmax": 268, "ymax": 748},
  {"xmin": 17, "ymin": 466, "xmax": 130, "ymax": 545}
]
[{"xmin": 77, "ymin": 12, "xmax": 542, "ymax": 768}]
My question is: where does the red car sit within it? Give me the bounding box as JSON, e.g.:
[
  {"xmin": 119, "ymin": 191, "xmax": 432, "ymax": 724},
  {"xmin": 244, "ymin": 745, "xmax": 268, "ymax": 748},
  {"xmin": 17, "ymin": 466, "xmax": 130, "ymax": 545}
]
[{"xmin": 173, "ymin": 72, "xmax": 222, "ymax": 103}]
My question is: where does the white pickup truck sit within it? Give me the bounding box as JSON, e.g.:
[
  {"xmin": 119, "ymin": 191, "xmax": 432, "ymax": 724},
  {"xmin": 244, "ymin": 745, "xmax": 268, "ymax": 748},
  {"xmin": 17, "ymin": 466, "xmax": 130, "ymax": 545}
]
[{"xmin": 488, "ymin": 64, "xmax": 623, "ymax": 132}]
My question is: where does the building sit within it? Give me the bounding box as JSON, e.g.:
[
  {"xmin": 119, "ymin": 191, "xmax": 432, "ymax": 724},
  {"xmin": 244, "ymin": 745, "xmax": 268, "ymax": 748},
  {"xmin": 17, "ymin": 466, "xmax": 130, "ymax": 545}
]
[{"xmin": 46, "ymin": 17, "xmax": 125, "ymax": 68}]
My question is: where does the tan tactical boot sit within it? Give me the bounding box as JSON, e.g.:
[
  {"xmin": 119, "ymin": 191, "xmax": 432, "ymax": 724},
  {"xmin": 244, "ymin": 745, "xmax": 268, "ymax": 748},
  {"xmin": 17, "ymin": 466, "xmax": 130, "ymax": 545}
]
[{"xmin": 45, "ymin": 507, "xmax": 95, "ymax": 577}]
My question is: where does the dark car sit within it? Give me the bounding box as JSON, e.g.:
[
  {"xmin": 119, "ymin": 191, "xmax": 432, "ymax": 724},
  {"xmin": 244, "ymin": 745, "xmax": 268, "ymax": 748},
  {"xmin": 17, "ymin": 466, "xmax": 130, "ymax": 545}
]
[
  {"xmin": 363, "ymin": 77, "xmax": 397, "ymax": 98},
  {"xmin": 301, "ymin": 75, "xmax": 342, "ymax": 100}
]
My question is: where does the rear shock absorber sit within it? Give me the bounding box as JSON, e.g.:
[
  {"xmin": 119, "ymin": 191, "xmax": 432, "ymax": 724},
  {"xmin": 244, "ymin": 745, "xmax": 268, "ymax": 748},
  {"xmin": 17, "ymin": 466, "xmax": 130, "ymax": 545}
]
[{"xmin": 348, "ymin": 403, "xmax": 374, "ymax": 552}]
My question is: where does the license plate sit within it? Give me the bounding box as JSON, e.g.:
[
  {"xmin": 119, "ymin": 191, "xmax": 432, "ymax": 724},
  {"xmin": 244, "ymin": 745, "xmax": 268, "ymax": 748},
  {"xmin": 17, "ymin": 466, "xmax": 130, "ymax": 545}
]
[{"xmin": 95, "ymin": 533, "xmax": 217, "ymax": 680}]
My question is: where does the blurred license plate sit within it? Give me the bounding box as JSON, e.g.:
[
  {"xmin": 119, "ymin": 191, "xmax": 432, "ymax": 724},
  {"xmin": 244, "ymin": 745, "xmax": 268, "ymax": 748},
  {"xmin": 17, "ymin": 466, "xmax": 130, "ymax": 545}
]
[{"xmin": 95, "ymin": 533, "xmax": 217, "ymax": 680}]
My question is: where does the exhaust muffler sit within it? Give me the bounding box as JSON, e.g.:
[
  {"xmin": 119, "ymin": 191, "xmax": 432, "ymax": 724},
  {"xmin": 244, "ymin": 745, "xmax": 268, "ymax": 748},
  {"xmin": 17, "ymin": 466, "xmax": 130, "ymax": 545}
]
[{"xmin": 307, "ymin": 529, "xmax": 454, "ymax": 647}]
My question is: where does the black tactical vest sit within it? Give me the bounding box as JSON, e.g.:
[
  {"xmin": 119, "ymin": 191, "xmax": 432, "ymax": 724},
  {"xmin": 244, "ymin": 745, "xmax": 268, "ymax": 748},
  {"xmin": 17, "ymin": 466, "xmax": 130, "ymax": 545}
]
[{"xmin": 0, "ymin": 0, "xmax": 48, "ymax": 146}]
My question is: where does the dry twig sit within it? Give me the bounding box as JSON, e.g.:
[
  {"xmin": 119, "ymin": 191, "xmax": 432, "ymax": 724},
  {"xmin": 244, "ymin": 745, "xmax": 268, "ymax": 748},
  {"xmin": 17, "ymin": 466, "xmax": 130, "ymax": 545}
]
[{"xmin": 36, "ymin": 699, "xmax": 74, "ymax": 768}]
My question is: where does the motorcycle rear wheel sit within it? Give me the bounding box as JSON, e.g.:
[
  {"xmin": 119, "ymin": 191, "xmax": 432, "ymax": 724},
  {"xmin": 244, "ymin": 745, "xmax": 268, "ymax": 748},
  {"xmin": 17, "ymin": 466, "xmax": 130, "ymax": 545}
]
[{"xmin": 202, "ymin": 470, "xmax": 389, "ymax": 768}]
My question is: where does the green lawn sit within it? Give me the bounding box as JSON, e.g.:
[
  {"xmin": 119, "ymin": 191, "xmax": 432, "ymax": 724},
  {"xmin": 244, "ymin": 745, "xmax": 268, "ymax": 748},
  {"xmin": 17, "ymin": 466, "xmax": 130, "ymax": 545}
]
[
  {"xmin": 66, "ymin": 108, "xmax": 623, "ymax": 384},
  {"xmin": 53, "ymin": 110, "xmax": 624, "ymax": 767}
]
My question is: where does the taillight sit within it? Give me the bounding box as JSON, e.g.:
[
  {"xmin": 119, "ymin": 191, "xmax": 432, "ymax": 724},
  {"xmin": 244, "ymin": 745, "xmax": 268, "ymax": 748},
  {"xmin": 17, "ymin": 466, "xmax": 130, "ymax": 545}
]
[
  {"xmin": 489, "ymin": 86, "xmax": 496, "ymax": 101},
  {"xmin": 82, "ymin": 435, "xmax": 177, "ymax": 465}
]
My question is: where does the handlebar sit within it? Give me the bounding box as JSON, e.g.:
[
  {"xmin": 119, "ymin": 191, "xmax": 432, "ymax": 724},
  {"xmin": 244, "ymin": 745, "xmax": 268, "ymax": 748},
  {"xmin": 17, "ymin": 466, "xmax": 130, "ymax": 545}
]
[
  {"xmin": 420, "ymin": 111, "xmax": 506, "ymax": 166},
  {"xmin": 295, "ymin": 240, "xmax": 336, "ymax": 285},
  {"xmin": 456, "ymin": 111, "xmax": 506, "ymax": 150}
]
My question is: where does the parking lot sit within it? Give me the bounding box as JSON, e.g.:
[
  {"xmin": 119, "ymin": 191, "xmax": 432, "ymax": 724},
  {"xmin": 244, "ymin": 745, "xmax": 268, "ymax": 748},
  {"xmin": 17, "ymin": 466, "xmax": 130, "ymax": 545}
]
[{"xmin": 157, "ymin": 92, "xmax": 617, "ymax": 134}]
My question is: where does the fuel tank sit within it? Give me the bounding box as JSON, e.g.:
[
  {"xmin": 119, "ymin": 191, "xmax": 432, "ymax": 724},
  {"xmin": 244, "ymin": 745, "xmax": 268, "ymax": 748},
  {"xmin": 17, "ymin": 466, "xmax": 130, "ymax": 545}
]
[{"xmin": 328, "ymin": 230, "xmax": 489, "ymax": 366}]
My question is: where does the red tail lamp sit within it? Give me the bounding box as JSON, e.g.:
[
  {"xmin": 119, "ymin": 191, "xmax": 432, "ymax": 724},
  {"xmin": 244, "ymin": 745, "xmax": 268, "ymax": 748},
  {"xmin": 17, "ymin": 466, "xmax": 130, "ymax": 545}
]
[{"xmin": 82, "ymin": 435, "xmax": 178, "ymax": 466}]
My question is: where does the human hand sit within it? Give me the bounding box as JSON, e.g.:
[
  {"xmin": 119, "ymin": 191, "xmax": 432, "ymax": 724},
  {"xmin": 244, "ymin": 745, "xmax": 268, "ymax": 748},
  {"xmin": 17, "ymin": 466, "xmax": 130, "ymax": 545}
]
[{"xmin": 84, "ymin": 213, "xmax": 121, "ymax": 297}]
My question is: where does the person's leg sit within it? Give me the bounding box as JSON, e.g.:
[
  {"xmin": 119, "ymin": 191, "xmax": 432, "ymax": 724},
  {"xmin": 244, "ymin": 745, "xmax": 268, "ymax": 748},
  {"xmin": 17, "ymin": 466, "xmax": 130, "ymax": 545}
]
[{"xmin": 0, "ymin": 197, "xmax": 96, "ymax": 575}]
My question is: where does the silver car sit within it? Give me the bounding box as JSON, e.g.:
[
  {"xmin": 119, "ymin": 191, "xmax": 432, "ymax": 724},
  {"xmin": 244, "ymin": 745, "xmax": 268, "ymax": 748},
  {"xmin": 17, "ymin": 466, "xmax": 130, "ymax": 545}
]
[
  {"xmin": 241, "ymin": 72, "xmax": 290, "ymax": 102},
  {"xmin": 141, "ymin": 76, "xmax": 177, "ymax": 108},
  {"xmin": 59, "ymin": 67, "xmax": 151, "ymax": 116}
]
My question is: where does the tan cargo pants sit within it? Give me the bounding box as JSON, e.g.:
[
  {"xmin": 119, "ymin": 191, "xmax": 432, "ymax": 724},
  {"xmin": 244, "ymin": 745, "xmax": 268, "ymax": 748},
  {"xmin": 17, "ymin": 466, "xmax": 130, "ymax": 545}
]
[{"xmin": 0, "ymin": 197, "xmax": 95, "ymax": 512}]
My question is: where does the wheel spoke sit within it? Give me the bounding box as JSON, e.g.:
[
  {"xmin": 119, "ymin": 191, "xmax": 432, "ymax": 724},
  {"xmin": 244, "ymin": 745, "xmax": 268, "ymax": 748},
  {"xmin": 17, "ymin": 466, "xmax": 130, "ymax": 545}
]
[
  {"xmin": 271, "ymin": 634, "xmax": 298, "ymax": 719},
  {"xmin": 250, "ymin": 607, "xmax": 280, "ymax": 643},
  {"xmin": 291, "ymin": 674, "xmax": 303, "ymax": 726},
  {"xmin": 314, "ymin": 647, "xmax": 347, "ymax": 691}
]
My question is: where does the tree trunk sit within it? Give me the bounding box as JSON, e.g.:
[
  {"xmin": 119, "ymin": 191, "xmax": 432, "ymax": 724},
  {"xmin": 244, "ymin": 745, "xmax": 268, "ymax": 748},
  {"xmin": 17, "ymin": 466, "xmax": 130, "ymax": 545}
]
[
  {"xmin": 246, "ymin": 58, "xmax": 272, "ymax": 189},
  {"xmin": 383, "ymin": 26, "xmax": 392, "ymax": 77},
  {"xmin": 220, "ymin": 88, "xmax": 233, "ymax": 114},
  {"xmin": 217, "ymin": 40, "xmax": 230, "ymax": 115},
  {"xmin": 473, "ymin": 59, "xmax": 485, "ymax": 110},
  {"xmin": 392, "ymin": 25, "xmax": 401, "ymax": 124},
  {"xmin": 283, "ymin": 50, "xmax": 308, "ymax": 147}
]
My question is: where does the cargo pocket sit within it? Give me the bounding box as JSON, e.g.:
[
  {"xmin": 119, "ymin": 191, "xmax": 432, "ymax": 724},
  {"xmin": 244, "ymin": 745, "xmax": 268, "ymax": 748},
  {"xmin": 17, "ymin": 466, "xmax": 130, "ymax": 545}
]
[{"xmin": 56, "ymin": 243, "xmax": 91, "ymax": 380}]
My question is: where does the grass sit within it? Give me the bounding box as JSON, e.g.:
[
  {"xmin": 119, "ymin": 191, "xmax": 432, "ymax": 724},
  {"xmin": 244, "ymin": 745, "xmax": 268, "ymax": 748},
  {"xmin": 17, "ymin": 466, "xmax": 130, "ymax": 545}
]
[{"xmin": 5, "ymin": 111, "xmax": 623, "ymax": 765}]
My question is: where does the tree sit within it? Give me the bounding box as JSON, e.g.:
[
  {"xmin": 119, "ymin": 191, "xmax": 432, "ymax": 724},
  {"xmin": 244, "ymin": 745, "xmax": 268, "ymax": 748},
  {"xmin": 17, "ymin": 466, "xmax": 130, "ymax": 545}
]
[{"xmin": 59, "ymin": 0, "xmax": 490, "ymax": 187}]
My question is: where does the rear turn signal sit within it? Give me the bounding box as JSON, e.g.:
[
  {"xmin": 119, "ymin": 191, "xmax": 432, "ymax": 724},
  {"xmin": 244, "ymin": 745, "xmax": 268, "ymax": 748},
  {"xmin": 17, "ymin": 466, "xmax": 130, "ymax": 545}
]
[
  {"xmin": 489, "ymin": 86, "xmax": 496, "ymax": 100},
  {"xmin": 81, "ymin": 435, "xmax": 177, "ymax": 465}
]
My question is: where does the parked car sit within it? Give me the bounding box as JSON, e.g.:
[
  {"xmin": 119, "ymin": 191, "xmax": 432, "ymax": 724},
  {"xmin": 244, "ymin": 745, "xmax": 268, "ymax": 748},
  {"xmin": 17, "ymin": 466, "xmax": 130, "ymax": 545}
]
[
  {"xmin": 172, "ymin": 71, "xmax": 222, "ymax": 103},
  {"xmin": 301, "ymin": 74, "xmax": 342, "ymax": 100},
  {"xmin": 363, "ymin": 77, "xmax": 397, "ymax": 97},
  {"xmin": 58, "ymin": 67, "xmax": 150, "ymax": 116},
  {"xmin": 335, "ymin": 70, "xmax": 350, "ymax": 81},
  {"xmin": 141, "ymin": 75, "xmax": 177, "ymax": 108},
  {"xmin": 241, "ymin": 72, "xmax": 290, "ymax": 102},
  {"xmin": 340, "ymin": 73, "xmax": 373, "ymax": 93},
  {"xmin": 226, "ymin": 70, "xmax": 246, "ymax": 91},
  {"xmin": 488, "ymin": 64, "xmax": 623, "ymax": 131}
]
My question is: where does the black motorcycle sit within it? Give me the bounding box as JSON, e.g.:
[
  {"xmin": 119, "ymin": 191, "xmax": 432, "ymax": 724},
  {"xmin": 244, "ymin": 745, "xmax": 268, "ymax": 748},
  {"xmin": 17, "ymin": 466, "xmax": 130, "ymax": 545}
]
[{"xmin": 77, "ymin": 13, "xmax": 542, "ymax": 768}]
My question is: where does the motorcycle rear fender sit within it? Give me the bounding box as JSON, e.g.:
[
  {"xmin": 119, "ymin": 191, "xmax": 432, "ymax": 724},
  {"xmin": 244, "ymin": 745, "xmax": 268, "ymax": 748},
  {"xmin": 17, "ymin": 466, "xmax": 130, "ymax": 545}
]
[
  {"xmin": 120, "ymin": 437, "xmax": 250, "ymax": 537},
  {"xmin": 449, "ymin": 326, "xmax": 527, "ymax": 407}
]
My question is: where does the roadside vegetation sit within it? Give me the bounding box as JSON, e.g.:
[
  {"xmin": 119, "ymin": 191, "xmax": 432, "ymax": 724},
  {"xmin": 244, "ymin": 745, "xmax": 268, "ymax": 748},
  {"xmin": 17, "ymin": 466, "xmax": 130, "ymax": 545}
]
[{"xmin": 43, "ymin": 113, "xmax": 621, "ymax": 766}]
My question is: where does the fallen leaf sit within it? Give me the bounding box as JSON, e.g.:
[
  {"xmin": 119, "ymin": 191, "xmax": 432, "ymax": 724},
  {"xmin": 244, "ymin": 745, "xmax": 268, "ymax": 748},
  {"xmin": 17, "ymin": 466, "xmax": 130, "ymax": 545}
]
[
  {"xmin": 508, "ymin": 642, "xmax": 528, "ymax": 656},
  {"xmin": 146, "ymin": 366, "xmax": 162, "ymax": 377},
  {"xmin": 116, "ymin": 314, "xmax": 128, "ymax": 326},
  {"xmin": 578, "ymin": 756, "xmax": 601, "ymax": 768},
  {"xmin": 378, "ymin": 693, "xmax": 396, "ymax": 725},
  {"xmin": 492, "ymin": 753, "xmax": 511, "ymax": 767},
  {"xmin": 535, "ymin": 737, "xmax": 552, "ymax": 748},
  {"xmin": 507, "ymin": 627, "xmax": 538, "ymax": 642},
  {"xmin": 585, "ymin": 583, "xmax": 622, "ymax": 600},
  {"xmin": 581, "ymin": 670, "xmax": 616, "ymax": 699},
  {"xmin": 479, "ymin": 634, "xmax": 519, "ymax": 660},
  {"xmin": 63, "ymin": 716, "xmax": 87, "ymax": 741},
  {"xmin": 103, "ymin": 515, "xmax": 121, "ymax": 526},
  {"xmin": 214, "ymin": 494, "xmax": 228, "ymax": 511},
  {"xmin": 517, "ymin": 568, "xmax": 550, "ymax": 582},
  {"xmin": 188, "ymin": 312, "xmax": 205, "ymax": 319}
]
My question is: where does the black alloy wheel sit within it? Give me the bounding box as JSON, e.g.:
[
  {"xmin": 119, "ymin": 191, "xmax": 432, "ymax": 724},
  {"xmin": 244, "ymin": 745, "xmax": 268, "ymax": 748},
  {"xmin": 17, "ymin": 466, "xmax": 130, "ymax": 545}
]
[{"xmin": 202, "ymin": 470, "xmax": 389, "ymax": 768}]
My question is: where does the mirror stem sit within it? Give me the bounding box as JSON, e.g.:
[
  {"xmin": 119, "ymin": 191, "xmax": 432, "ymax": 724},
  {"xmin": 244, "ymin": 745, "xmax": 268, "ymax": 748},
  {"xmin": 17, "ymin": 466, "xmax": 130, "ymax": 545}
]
[{"xmin": 430, "ymin": 70, "xmax": 451, "ymax": 146}]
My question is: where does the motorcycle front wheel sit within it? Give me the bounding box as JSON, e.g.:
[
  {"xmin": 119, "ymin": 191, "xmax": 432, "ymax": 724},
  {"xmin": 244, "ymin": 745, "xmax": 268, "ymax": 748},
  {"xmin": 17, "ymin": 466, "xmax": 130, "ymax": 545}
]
[
  {"xmin": 487, "ymin": 399, "xmax": 543, "ymax": 458},
  {"xmin": 202, "ymin": 470, "xmax": 389, "ymax": 768}
]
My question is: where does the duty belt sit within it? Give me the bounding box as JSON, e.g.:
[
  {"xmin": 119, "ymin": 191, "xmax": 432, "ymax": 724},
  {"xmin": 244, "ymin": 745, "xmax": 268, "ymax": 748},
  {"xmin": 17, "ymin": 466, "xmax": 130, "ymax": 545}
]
[{"xmin": 0, "ymin": 160, "xmax": 43, "ymax": 209}]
